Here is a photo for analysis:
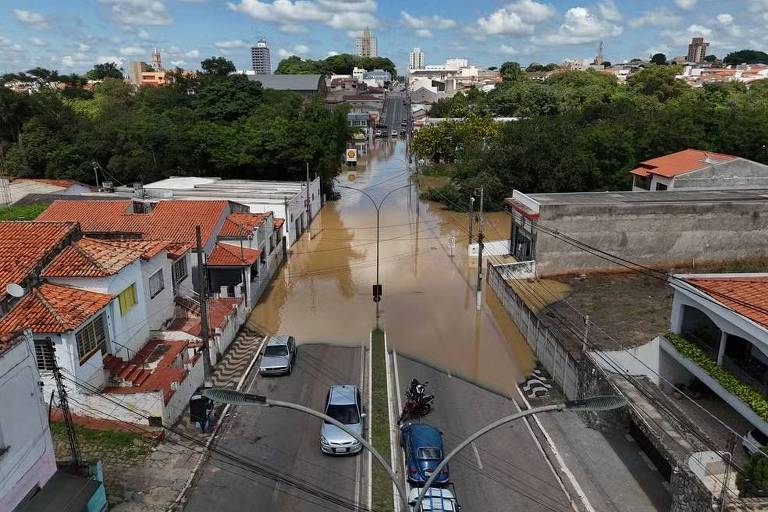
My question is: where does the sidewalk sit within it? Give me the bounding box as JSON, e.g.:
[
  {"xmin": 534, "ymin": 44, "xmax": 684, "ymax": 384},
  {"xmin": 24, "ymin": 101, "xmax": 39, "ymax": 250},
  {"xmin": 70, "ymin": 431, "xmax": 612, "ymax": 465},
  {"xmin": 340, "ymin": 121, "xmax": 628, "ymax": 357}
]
[
  {"xmin": 538, "ymin": 411, "xmax": 672, "ymax": 512},
  {"xmin": 73, "ymin": 328, "xmax": 264, "ymax": 512}
]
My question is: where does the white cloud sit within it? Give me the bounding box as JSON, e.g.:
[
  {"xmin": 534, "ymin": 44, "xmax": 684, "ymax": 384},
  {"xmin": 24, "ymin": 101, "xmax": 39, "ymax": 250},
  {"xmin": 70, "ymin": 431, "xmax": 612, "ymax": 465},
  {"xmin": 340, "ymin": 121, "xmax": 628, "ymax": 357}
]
[
  {"xmin": 687, "ymin": 24, "xmax": 712, "ymax": 37},
  {"xmin": 61, "ymin": 52, "xmax": 91, "ymax": 68},
  {"xmin": 277, "ymin": 43, "xmax": 310, "ymax": 59},
  {"xmin": 542, "ymin": 7, "xmax": 622, "ymax": 45},
  {"xmin": 716, "ymin": 13, "xmax": 734, "ymax": 25},
  {"xmin": 400, "ymin": 11, "xmax": 456, "ymax": 32},
  {"xmin": 327, "ymin": 50, "xmax": 339, "ymax": 56},
  {"xmin": 170, "ymin": 59, "xmax": 185, "ymax": 67},
  {"xmin": 280, "ymin": 23, "xmax": 307, "ymax": 33},
  {"xmin": 475, "ymin": 0, "xmax": 555, "ymax": 36},
  {"xmin": 227, "ymin": 0, "xmax": 377, "ymax": 31},
  {"xmin": 416, "ymin": 29, "xmax": 432, "ymax": 38},
  {"xmin": 79, "ymin": 43, "xmax": 91, "ymax": 52},
  {"xmin": 674, "ymin": 0, "xmax": 697, "ymax": 10},
  {"xmin": 185, "ymin": 49, "xmax": 200, "ymax": 58},
  {"xmin": 629, "ymin": 8, "xmax": 681, "ymax": 28},
  {"xmin": 30, "ymin": 37, "xmax": 46, "ymax": 46},
  {"xmin": 508, "ymin": 0, "xmax": 557, "ymax": 23},
  {"xmin": 215, "ymin": 39, "xmax": 250, "ymax": 49},
  {"xmin": 13, "ymin": 9, "xmax": 50, "ymax": 29},
  {"xmin": 97, "ymin": 55, "xmax": 125, "ymax": 66},
  {"xmin": 597, "ymin": 0, "xmax": 622, "ymax": 22},
  {"xmin": 500, "ymin": 44, "xmax": 518, "ymax": 55},
  {"xmin": 119, "ymin": 46, "xmax": 146, "ymax": 56},
  {"xmin": 137, "ymin": 29, "xmax": 151, "ymax": 39},
  {"xmin": 97, "ymin": 0, "xmax": 173, "ymax": 26}
]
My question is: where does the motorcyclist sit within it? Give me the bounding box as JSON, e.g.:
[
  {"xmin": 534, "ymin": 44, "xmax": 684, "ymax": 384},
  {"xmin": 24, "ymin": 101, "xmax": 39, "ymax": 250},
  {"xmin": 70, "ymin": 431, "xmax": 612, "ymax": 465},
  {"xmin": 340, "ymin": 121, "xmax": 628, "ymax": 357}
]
[{"xmin": 408, "ymin": 378, "xmax": 426, "ymax": 399}]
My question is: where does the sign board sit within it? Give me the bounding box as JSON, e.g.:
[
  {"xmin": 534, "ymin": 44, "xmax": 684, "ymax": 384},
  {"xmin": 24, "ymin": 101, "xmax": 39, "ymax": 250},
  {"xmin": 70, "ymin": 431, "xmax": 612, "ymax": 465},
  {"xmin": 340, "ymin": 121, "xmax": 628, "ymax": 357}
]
[{"xmin": 345, "ymin": 148, "xmax": 358, "ymax": 164}]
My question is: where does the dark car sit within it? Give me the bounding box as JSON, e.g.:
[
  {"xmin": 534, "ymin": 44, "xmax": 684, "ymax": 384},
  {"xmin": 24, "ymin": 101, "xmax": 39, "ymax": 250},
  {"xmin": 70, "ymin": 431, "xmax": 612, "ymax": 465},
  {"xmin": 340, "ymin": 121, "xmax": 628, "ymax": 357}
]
[{"xmin": 401, "ymin": 422, "xmax": 449, "ymax": 486}]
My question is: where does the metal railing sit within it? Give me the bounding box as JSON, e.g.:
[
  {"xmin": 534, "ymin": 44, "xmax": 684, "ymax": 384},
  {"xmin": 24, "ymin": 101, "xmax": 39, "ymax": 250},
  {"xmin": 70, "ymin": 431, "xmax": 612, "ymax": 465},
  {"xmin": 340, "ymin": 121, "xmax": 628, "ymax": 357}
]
[{"xmin": 495, "ymin": 260, "xmax": 537, "ymax": 280}]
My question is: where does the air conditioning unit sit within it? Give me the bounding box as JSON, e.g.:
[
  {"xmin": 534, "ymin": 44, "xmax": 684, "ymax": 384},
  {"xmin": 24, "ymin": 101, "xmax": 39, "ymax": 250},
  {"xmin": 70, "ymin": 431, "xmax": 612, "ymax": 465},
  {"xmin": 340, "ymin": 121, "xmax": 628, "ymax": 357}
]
[{"xmin": 102, "ymin": 181, "xmax": 114, "ymax": 193}]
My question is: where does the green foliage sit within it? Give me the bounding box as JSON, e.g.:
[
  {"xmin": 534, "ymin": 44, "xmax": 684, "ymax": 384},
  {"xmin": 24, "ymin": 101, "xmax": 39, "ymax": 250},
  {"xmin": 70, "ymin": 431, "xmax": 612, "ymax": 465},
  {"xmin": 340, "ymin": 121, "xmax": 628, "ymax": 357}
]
[
  {"xmin": 86, "ymin": 62, "xmax": 123, "ymax": 80},
  {"xmin": 0, "ymin": 203, "xmax": 48, "ymax": 220},
  {"xmin": 650, "ymin": 53, "xmax": 667, "ymax": 65},
  {"xmin": 724, "ymin": 49, "xmax": 768, "ymax": 65},
  {"xmin": 370, "ymin": 328, "xmax": 393, "ymax": 512},
  {"xmin": 200, "ymin": 56, "xmax": 236, "ymax": 76},
  {"xmin": 526, "ymin": 63, "xmax": 559, "ymax": 72},
  {"xmin": 737, "ymin": 449, "xmax": 768, "ymax": 497},
  {"xmin": 704, "ymin": 55, "xmax": 718, "ymax": 63},
  {"xmin": 628, "ymin": 65, "xmax": 688, "ymax": 102},
  {"xmin": 665, "ymin": 333, "xmax": 768, "ymax": 421},
  {"xmin": 500, "ymin": 61, "xmax": 527, "ymax": 83},
  {"xmin": 275, "ymin": 53, "xmax": 397, "ymax": 79}
]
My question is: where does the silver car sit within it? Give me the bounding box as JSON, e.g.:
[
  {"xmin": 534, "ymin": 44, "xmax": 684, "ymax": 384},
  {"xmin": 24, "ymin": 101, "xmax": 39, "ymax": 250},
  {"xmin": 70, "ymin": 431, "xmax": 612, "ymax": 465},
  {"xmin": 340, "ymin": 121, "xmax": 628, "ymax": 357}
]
[
  {"xmin": 320, "ymin": 385, "xmax": 365, "ymax": 455},
  {"xmin": 258, "ymin": 336, "xmax": 296, "ymax": 376}
]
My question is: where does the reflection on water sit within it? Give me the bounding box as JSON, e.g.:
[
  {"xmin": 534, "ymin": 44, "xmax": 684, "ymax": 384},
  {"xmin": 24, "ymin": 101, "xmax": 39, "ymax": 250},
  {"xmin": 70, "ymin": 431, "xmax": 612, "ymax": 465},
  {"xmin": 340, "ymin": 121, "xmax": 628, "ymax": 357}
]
[{"xmin": 249, "ymin": 139, "xmax": 535, "ymax": 395}]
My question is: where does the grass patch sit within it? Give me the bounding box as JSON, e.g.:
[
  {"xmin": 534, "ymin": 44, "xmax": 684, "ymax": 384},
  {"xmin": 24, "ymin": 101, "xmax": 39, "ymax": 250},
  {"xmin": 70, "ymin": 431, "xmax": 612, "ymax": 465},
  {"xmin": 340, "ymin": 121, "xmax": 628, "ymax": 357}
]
[
  {"xmin": 0, "ymin": 202, "xmax": 48, "ymax": 221},
  {"xmin": 370, "ymin": 327, "xmax": 394, "ymax": 512},
  {"xmin": 417, "ymin": 175, "xmax": 450, "ymax": 192},
  {"xmin": 50, "ymin": 421, "xmax": 151, "ymax": 460}
]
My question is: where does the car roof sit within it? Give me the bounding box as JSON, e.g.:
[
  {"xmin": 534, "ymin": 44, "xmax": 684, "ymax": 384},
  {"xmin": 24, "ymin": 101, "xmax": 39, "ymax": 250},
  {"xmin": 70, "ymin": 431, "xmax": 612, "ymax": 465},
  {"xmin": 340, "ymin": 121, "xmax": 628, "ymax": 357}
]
[
  {"xmin": 267, "ymin": 335, "xmax": 291, "ymax": 346},
  {"xmin": 405, "ymin": 423, "xmax": 443, "ymax": 447},
  {"xmin": 328, "ymin": 384, "xmax": 358, "ymax": 405}
]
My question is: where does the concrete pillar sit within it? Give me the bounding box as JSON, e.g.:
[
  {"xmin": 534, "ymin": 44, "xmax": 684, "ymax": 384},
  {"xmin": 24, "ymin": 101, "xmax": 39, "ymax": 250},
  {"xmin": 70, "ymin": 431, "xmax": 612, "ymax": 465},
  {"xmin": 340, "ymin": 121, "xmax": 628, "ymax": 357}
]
[{"xmin": 717, "ymin": 331, "xmax": 727, "ymax": 366}]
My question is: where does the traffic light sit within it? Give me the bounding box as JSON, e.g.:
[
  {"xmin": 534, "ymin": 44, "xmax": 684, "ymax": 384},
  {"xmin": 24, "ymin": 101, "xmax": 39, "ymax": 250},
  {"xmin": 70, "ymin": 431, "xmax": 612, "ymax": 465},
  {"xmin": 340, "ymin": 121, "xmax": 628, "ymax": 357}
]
[{"xmin": 372, "ymin": 284, "xmax": 382, "ymax": 302}]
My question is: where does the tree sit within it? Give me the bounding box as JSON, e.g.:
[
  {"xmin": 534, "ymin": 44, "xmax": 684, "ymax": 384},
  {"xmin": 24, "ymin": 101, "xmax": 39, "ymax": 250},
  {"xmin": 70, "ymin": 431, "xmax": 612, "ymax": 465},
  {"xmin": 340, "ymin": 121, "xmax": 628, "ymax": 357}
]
[
  {"xmin": 26, "ymin": 67, "xmax": 59, "ymax": 83},
  {"xmin": 627, "ymin": 65, "xmax": 687, "ymax": 102},
  {"xmin": 86, "ymin": 62, "xmax": 124, "ymax": 80},
  {"xmin": 601, "ymin": 61, "xmax": 612, "ymax": 67},
  {"xmin": 193, "ymin": 75, "xmax": 263, "ymax": 122},
  {"xmin": 737, "ymin": 448, "xmax": 768, "ymax": 497},
  {"xmin": 724, "ymin": 49, "xmax": 768, "ymax": 65},
  {"xmin": 499, "ymin": 61, "xmax": 527, "ymax": 83},
  {"xmin": 650, "ymin": 53, "xmax": 667, "ymax": 65},
  {"xmin": 704, "ymin": 54, "xmax": 718, "ymax": 63},
  {"xmin": 200, "ymin": 57, "xmax": 236, "ymax": 76}
]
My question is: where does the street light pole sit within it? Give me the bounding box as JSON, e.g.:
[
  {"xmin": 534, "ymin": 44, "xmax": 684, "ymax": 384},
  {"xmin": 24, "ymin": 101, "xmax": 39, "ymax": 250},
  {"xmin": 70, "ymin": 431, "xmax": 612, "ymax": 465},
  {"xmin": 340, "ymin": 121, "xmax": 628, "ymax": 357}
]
[
  {"xmin": 414, "ymin": 395, "xmax": 627, "ymax": 512},
  {"xmin": 339, "ymin": 183, "xmax": 411, "ymax": 319},
  {"xmin": 202, "ymin": 388, "xmax": 410, "ymax": 510}
]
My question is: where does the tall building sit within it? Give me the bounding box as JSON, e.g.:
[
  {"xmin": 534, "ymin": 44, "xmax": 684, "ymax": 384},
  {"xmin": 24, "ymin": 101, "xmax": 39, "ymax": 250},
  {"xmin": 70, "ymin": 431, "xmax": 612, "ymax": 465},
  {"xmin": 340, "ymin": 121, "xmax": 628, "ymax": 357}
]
[
  {"xmin": 251, "ymin": 39, "xmax": 271, "ymax": 74},
  {"xmin": 687, "ymin": 37, "xmax": 709, "ymax": 64},
  {"xmin": 151, "ymin": 48, "xmax": 163, "ymax": 71},
  {"xmin": 409, "ymin": 48, "xmax": 424, "ymax": 70},
  {"xmin": 594, "ymin": 40, "xmax": 604, "ymax": 65},
  {"xmin": 355, "ymin": 27, "xmax": 377, "ymax": 58}
]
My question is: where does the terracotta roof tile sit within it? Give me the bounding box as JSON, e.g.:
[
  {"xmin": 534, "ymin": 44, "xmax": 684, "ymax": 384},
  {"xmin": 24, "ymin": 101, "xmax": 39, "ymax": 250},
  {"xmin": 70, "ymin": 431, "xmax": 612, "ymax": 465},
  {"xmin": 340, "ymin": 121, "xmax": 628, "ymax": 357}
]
[
  {"xmin": 219, "ymin": 212, "xmax": 269, "ymax": 238},
  {"xmin": 0, "ymin": 283, "xmax": 113, "ymax": 334},
  {"xmin": 207, "ymin": 243, "xmax": 261, "ymax": 266},
  {"xmin": 0, "ymin": 221, "xmax": 78, "ymax": 301},
  {"xmin": 95, "ymin": 239, "xmax": 170, "ymax": 260},
  {"xmin": 37, "ymin": 199, "xmax": 230, "ymax": 247},
  {"xmin": 630, "ymin": 149, "xmax": 737, "ymax": 178},
  {"xmin": 42, "ymin": 238, "xmax": 142, "ymax": 278},
  {"xmin": 686, "ymin": 276, "xmax": 768, "ymax": 329},
  {"xmin": 274, "ymin": 218, "xmax": 285, "ymax": 230}
]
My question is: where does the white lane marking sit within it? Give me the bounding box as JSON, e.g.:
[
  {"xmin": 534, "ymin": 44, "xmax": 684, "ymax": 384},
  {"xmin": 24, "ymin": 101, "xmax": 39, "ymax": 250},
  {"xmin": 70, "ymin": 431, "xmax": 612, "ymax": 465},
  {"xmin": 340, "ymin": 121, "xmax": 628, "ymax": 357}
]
[
  {"xmin": 471, "ymin": 442, "xmax": 484, "ymax": 470},
  {"xmin": 367, "ymin": 333, "xmax": 373, "ymax": 510},
  {"xmin": 513, "ymin": 386, "xmax": 595, "ymax": 512},
  {"xmin": 383, "ymin": 331, "xmax": 400, "ymax": 512}
]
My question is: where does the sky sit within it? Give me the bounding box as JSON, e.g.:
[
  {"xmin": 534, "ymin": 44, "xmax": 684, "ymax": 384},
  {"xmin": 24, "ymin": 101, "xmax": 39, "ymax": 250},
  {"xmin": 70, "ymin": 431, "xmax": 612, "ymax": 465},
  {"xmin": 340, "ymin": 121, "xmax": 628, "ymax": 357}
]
[{"xmin": 1, "ymin": 0, "xmax": 767, "ymax": 75}]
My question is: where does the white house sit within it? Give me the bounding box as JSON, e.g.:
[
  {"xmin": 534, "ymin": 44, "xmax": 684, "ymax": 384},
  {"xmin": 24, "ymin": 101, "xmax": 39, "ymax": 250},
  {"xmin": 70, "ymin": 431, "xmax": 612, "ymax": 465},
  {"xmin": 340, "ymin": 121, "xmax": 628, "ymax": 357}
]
[
  {"xmin": 0, "ymin": 331, "xmax": 57, "ymax": 511},
  {"xmin": 660, "ymin": 273, "xmax": 768, "ymax": 436}
]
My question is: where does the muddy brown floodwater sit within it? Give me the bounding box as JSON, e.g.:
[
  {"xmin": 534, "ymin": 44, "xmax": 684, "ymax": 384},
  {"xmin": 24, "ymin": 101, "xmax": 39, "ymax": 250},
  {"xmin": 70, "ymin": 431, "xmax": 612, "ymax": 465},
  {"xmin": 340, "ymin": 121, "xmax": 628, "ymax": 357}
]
[{"xmin": 249, "ymin": 139, "xmax": 535, "ymax": 395}]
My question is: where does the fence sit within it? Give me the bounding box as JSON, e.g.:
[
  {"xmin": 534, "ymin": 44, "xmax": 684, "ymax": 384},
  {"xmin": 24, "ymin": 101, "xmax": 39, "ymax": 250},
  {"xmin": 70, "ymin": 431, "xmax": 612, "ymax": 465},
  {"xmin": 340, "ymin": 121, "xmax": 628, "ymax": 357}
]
[{"xmin": 488, "ymin": 263, "xmax": 579, "ymax": 399}]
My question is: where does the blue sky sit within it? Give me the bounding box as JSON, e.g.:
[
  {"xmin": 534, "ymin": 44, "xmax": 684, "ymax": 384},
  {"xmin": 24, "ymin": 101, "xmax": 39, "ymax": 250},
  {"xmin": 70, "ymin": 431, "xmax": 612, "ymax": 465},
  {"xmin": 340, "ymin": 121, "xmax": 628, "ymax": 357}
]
[{"xmin": 1, "ymin": 0, "xmax": 767, "ymax": 75}]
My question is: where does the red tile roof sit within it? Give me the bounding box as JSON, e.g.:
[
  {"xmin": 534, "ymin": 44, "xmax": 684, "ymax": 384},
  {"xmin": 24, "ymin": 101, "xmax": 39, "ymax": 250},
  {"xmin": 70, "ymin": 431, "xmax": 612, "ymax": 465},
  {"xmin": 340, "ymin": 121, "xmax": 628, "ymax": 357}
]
[
  {"xmin": 207, "ymin": 243, "xmax": 261, "ymax": 266},
  {"xmin": 0, "ymin": 221, "xmax": 78, "ymax": 301},
  {"xmin": 219, "ymin": 212, "xmax": 269, "ymax": 238},
  {"xmin": 274, "ymin": 218, "xmax": 285, "ymax": 229},
  {"xmin": 0, "ymin": 283, "xmax": 112, "ymax": 334},
  {"xmin": 42, "ymin": 238, "xmax": 142, "ymax": 278},
  {"xmin": 95, "ymin": 239, "xmax": 170, "ymax": 260},
  {"xmin": 168, "ymin": 297, "xmax": 241, "ymax": 337},
  {"xmin": 37, "ymin": 199, "xmax": 230, "ymax": 247},
  {"xmin": 686, "ymin": 276, "xmax": 768, "ymax": 329},
  {"xmin": 631, "ymin": 149, "xmax": 737, "ymax": 178}
]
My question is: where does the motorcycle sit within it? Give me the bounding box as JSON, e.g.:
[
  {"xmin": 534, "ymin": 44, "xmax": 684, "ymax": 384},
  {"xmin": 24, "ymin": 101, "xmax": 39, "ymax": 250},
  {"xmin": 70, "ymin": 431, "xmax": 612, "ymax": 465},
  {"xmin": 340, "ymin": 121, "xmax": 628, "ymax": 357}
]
[{"xmin": 398, "ymin": 379, "xmax": 434, "ymax": 423}]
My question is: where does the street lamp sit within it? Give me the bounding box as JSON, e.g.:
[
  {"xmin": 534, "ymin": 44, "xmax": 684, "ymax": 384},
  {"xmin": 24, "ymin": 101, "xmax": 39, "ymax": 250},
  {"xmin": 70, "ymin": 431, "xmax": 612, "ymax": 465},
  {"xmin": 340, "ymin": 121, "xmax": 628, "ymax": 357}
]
[
  {"xmin": 338, "ymin": 183, "xmax": 411, "ymax": 319},
  {"xmin": 202, "ymin": 388, "xmax": 411, "ymax": 510},
  {"xmin": 414, "ymin": 395, "xmax": 627, "ymax": 511}
]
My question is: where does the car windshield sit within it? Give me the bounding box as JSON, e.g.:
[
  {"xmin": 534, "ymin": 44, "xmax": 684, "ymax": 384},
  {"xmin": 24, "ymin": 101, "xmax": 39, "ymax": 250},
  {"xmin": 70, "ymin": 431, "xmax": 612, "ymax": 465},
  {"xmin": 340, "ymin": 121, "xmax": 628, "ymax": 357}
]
[
  {"xmin": 264, "ymin": 345, "xmax": 288, "ymax": 357},
  {"xmin": 417, "ymin": 447, "xmax": 442, "ymax": 460},
  {"xmin": 326, "ymin": 404, "xmax": 360, "ymax": 425}
]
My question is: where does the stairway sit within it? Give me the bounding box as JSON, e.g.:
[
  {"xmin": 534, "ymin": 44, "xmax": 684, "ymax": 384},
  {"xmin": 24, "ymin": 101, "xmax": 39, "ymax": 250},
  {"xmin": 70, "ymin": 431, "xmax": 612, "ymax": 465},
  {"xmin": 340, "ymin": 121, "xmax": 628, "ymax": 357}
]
[{"xmin": 103, "ymin": 353, "xmax": 153, "ymax": 388}]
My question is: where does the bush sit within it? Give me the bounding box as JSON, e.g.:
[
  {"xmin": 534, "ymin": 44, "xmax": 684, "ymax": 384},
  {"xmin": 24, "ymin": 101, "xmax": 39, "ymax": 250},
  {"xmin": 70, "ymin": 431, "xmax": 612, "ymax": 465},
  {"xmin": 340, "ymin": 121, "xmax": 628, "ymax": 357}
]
[
  {"xmin": 737, "ymin": 449, "xmax": 768, "ymax": 497},
  {"xmin": 665, "ymin": 333, "xmax": 768, "ymax": 421}
]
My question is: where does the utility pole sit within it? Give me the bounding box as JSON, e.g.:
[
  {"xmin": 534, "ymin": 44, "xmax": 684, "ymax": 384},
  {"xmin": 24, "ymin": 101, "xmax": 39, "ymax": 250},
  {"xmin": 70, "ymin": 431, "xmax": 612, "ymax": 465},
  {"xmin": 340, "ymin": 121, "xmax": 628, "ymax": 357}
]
[
  {"xmin": 195, "ymin": 226, "xmax": 212, "ymax": 384},
  {"xmin": 47, "ymin": 338, "xmax": 83, "ymax": 470},
  {"xmin": 719, "ymin": 433, "xmax": 737, "ymax": 511},
  {"xmin": 468, "ymin": 195, "xmax": 475, "ymax": 242},
  {"xmin": 583, "ymin": 314, "xmax": 590, "ymax": 352},
  {"xmin": 476, "ymin": 187, "xmax": 484, "ymax": 312}
]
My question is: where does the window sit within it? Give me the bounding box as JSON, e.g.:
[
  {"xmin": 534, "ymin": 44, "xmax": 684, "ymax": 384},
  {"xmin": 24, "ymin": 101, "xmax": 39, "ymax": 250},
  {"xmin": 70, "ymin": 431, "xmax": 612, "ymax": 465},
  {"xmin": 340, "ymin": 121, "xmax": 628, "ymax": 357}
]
[
  {"xmin": 149, "ymin": 269, "xmax": 164, "ymax": 299},
  {"xmin": 118, "ymin": 284, "xmax": 138, "ymax": 315},
  {"xmin": 34, "ymin": 340, "xmax": 56, "ymax": 371},
  {"xmin": 172, "ymin": 255, "xmax": 188, "ymax": 292},
  {"xmin": 75, "ymin": 313, "xmax": 108, "ymax": 363}
]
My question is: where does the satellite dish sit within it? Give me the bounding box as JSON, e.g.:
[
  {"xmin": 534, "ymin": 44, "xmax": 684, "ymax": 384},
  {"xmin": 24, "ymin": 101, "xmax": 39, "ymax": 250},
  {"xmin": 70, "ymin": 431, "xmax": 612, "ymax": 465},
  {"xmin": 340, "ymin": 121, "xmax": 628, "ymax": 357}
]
[{"xmin": 6, "ymin": 283, "xmax": 24, "ymax": 298}]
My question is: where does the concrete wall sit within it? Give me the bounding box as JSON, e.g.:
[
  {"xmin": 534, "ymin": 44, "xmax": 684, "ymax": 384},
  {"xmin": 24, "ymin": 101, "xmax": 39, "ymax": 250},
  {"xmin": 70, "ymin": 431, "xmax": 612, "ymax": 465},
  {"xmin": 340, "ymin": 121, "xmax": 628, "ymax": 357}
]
[
  {"xmin": 163, "ymin": 354, "xmax": 205, "ymax": 425},
  {"xmin": 674, "ymin": 159, "xmax": 768, "ymax": 190},
  {"xmin": 141, "ymin": 251, "xmax": 175, "ymax": 331},
  {"xmin": 534, "ymin": 200, "xmax": 768, "ymax": 276},
  {"xmin": 0, "ymin": 336, "xmax": 57, "ymax": 512}
]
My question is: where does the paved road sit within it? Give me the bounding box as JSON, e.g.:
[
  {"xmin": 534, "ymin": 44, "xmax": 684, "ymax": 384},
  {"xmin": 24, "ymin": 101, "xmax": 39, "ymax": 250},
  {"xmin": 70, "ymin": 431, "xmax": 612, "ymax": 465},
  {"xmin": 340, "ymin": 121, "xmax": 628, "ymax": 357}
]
[
  {"xmin": 393, "ymin": 354, "xmax": 572, "ymax": 512},
  {"xmin": 185, "ymin": 344, "xmax": 368, "ymax": 512},
  {"xmin": 381, "ymin": 92, "xmax": 405, "ymax": 134}
]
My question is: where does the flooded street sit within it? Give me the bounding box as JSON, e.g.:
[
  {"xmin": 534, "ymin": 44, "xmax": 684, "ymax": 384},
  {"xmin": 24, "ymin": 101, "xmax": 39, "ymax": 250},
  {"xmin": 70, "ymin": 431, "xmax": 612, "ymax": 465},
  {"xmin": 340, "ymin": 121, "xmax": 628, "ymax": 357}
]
[{"xmin": 249, "ymin": 139, "xmax": 534, "ymax": 395}]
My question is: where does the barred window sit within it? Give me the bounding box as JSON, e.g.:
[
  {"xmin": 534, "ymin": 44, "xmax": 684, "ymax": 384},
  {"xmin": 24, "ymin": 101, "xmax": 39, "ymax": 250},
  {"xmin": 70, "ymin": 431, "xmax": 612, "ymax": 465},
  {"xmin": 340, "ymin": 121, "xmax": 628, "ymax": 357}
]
[
  {"xmin": 34, "ymin": 340, "xmax": 56, "ymax": 371},
  {"xmin": 149, "ymin": 269, "xmax": 164, "ymax": 299},
  {"xmin": 75, "ymin": 313, "xmax": 108, "ymax": 363},
  {"xmin": 172, "ymin": 255, "xmax": 188, "ymax": 293}
]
